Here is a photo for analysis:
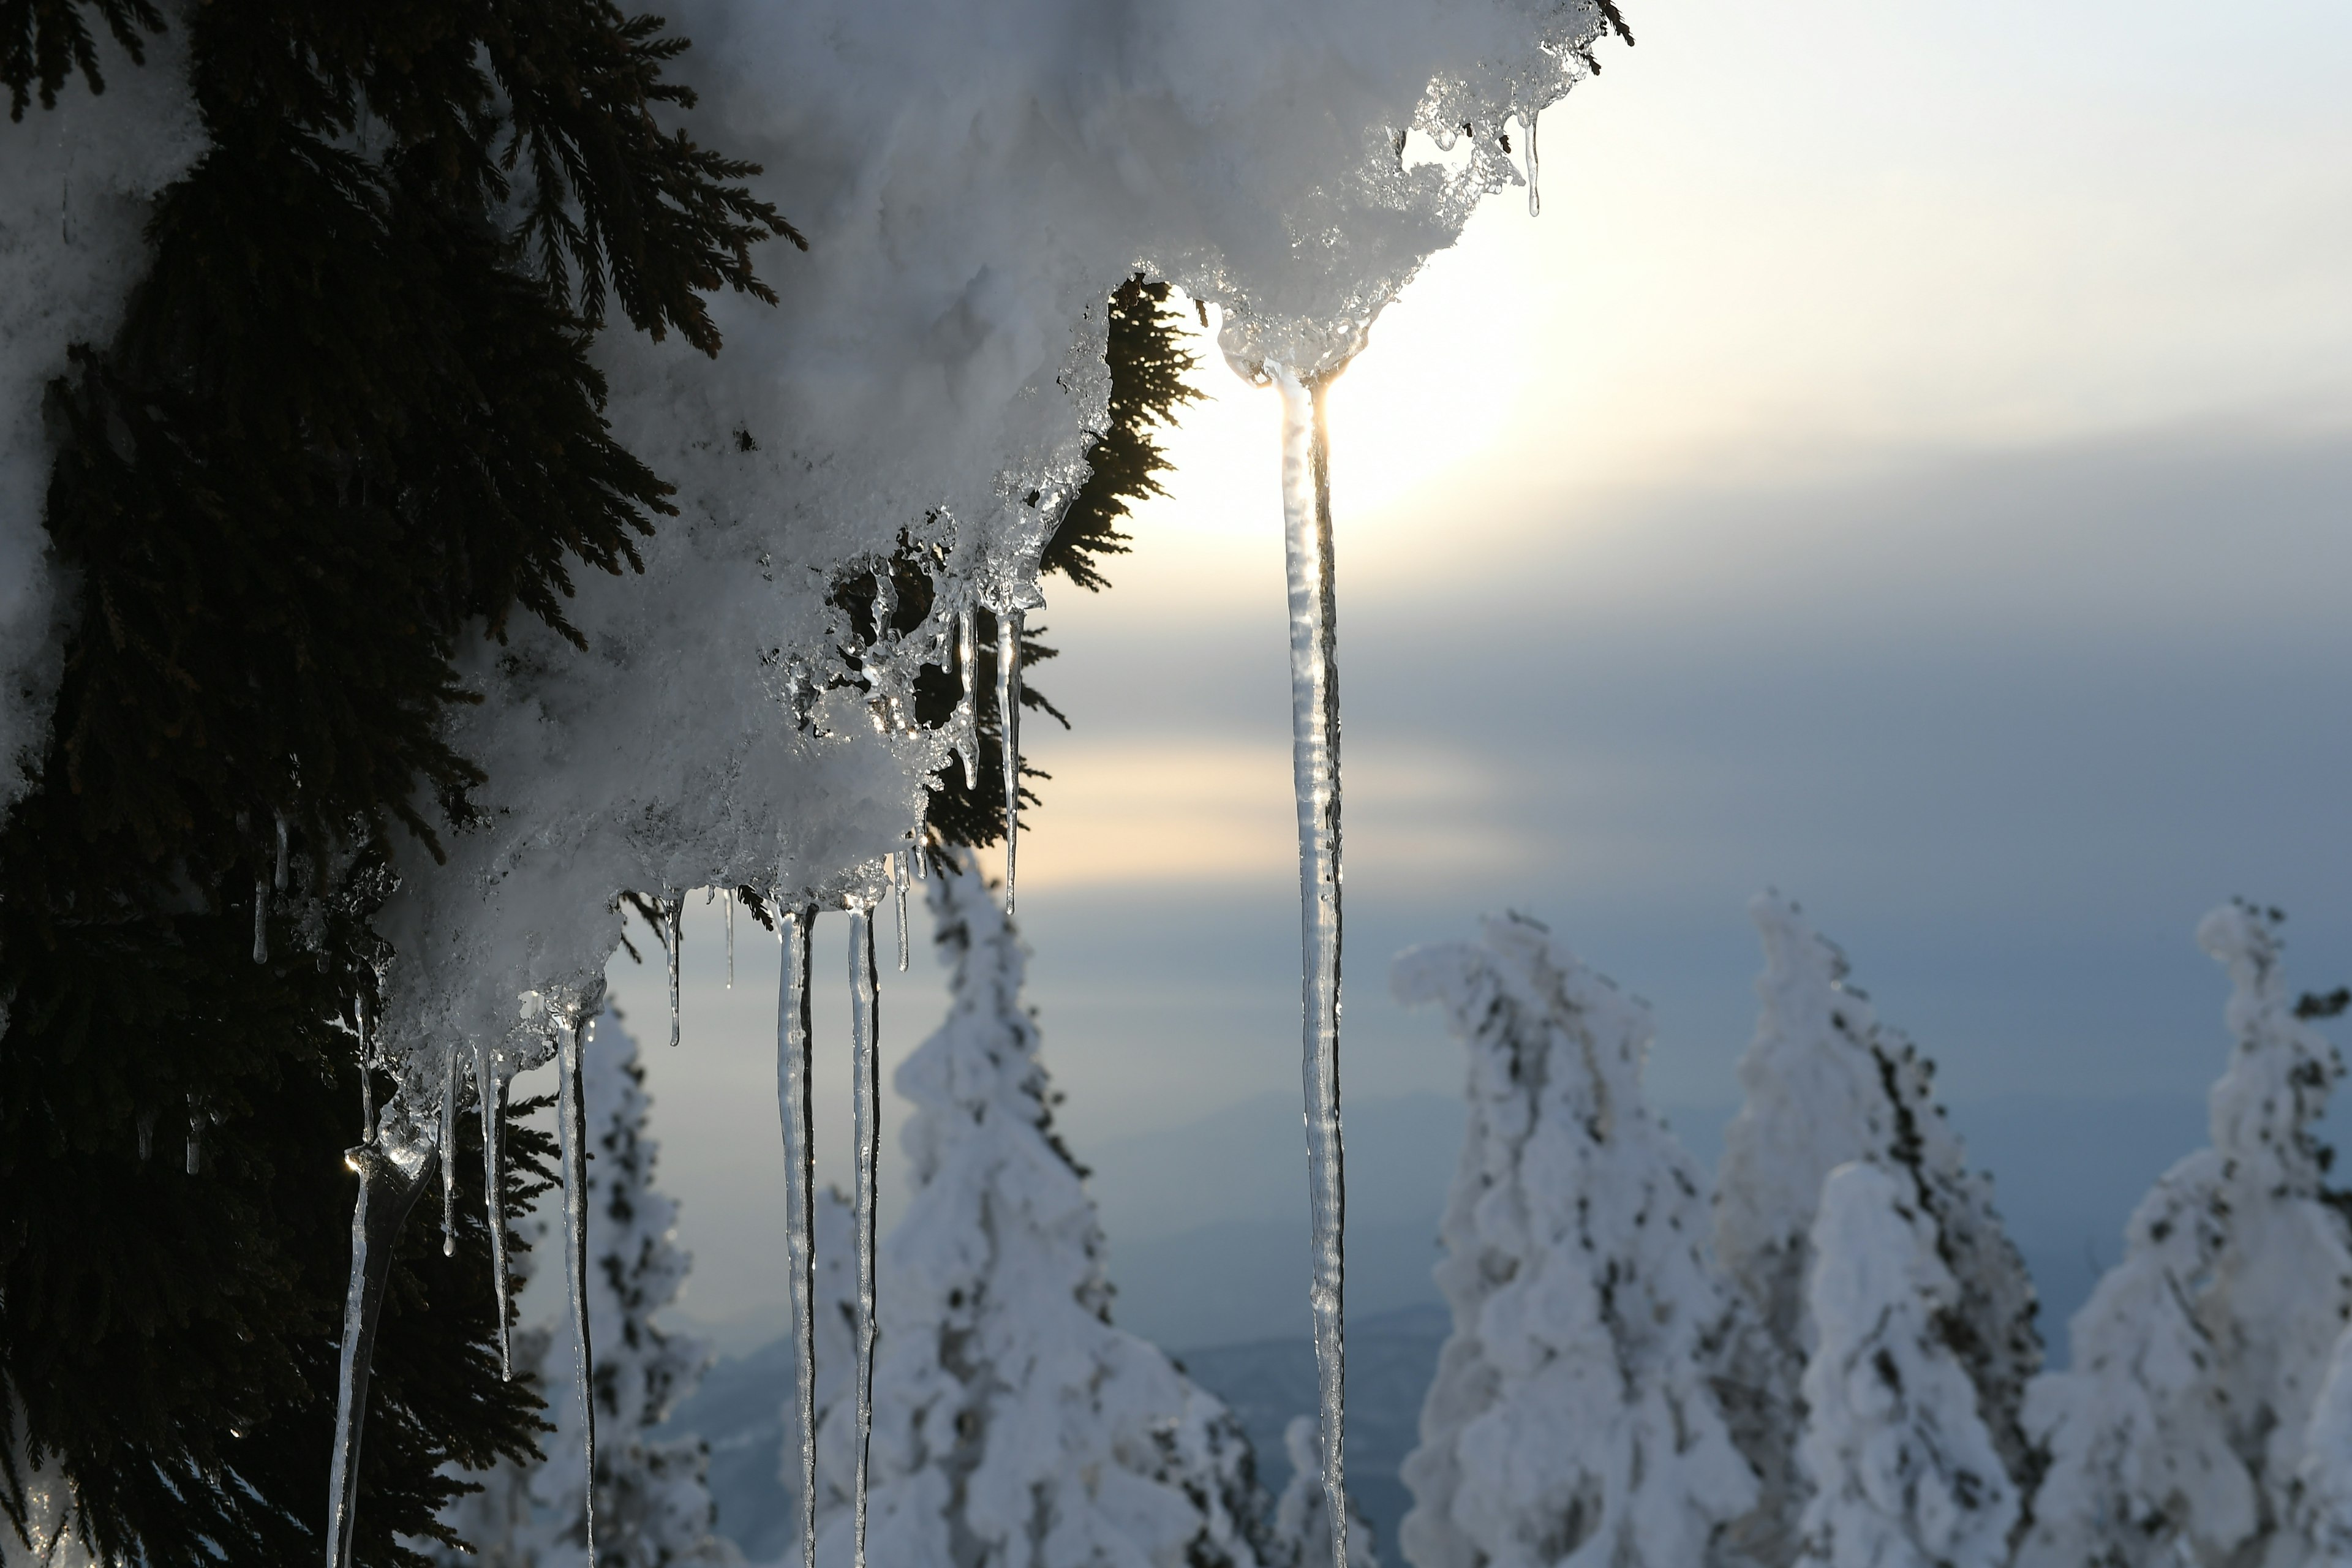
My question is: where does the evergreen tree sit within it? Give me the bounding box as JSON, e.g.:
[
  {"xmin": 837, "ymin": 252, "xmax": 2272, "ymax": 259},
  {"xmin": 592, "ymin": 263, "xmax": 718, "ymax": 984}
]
[
  {"xmin": 2019, "ymin": 903, "xmax": 2352, "ymax": 1568},
  {"xmin": 835, "ymin": 848, "xmax": 1267, "ymax": 1568},
  {"xmin": 1266, "ymin": 1417, "xmax": 1381, "ymax": 1568},
  {"xmin": 1713, "ymin": 892, "xmax": 2040, "ymax": 1558},
  {"xmin": 1392, "ymin": 913, "xmax": 1756, "ymax": 1568},
  {"xmin": 1793, "ymin": 1161, "xmax": 2017, "ymax": 1568},
  {"xmin": 2294, "ymin": 1326, "xmax": 2352, "ymax": 1567},
  {"xmin": 0, "ymin": 2, "xmax": 796, "ymax": 1559}
]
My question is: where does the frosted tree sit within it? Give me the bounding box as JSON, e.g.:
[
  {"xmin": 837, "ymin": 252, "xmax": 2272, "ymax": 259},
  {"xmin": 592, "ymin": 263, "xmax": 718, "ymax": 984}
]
[
  {"xmin": 834, "ymin": 848, "xmax": 1266, "ymax": 1568},
  {"xmin": 1392, "ymin": 913, "xmax": 1757, "ymax": 1568},
  {"xmin": 1795, "ymin": 1161, "xmax": 2018, "ymax": 1568},
  {"xmin": 2020, "ymin": 903, "xmax": 2352, "ymax": 1568},
  {"xmin": 1266, "ymin": 1417, "xmax": 1381, "ymax": 1568},
  {"xmin": 2294, "ymin": 1326, "xmax": 2352, "ymax": 1567},
  {"xmin": 1713, "ymin": 891, "xmax": 2040, "ymax": 1550}
]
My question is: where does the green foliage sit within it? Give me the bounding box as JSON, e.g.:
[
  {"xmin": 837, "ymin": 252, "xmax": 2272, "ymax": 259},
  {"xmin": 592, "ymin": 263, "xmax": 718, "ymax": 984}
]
[
  {"xmin": 825, "ymin": 274, "xmax": 1200, "ymax": 860},
  {"xmin": 1041, "ymin": 276, "xmax": 1201, "ymax": 594},
  {"xmin": 0, "ymin": 1, "xmax": 794, "ymax": 1562}
]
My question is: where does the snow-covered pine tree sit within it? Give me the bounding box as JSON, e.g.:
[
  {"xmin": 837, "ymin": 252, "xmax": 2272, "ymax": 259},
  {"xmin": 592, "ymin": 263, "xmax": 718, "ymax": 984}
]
[
  {"xmin": 527, "ymin": 1003, "xmax": 731, "ymax": 1567},
  {"xmin": 835, "ymin": 847, "xmax": 1266, "ymax": 1568},
  {"xmin": 1266, "ymin": 1417, "xmax": 1381, "ymax": 1568},
  {"xmin": 1795, "ymin": 1161, "xmax": 2018, "ymax": 1568},
  {"xmin": 1712, "ymin": 891, "xmax": 2040, "ymax": 1553},
  {"xmin": 2294, "ymin": 1327, "xmax": 2352, "ymax": 1567},
  {"xmin": 1392, "ymin": 913, "xmax": 1756, "ymax": 1568},
  {"xmin": 2019, "ymin": 902, "xmax": 2352, "ymax": 1568}
]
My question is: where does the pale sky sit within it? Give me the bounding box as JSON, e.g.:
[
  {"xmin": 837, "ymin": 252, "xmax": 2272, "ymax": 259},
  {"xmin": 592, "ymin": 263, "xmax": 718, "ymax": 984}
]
[{"xmin": 582, "ymin": 0, "xmax": 2352, "ymax": 1335}]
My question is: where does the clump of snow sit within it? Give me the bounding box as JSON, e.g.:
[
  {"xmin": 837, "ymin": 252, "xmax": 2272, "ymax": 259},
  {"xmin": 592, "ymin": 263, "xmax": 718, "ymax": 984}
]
[
  {"xmin": 1711, "ymin": 892, "xmax": 2040, "ymax": 1561},
  {"xmin": 2020, "ymin": 903, "xmax": 2352, "ymax": 1568},
  {"xmin": 366, "ymin": 0, "xmax": 1624, "ymax": 1109},
  {"xmin": 1793, "ymin": 1161, "xmax": 2017, "ymax": 1568},
  {"xmin": 1392, "ymin": 913, "xmax": 1756, "ymax": 1568},
  {"xmin": 829, "ymin": 850, "xmax": 1266, "ymax": 1568},
  {"xmin": 0, "ymin": 28, "xmax": 203, "ymax": 814}
]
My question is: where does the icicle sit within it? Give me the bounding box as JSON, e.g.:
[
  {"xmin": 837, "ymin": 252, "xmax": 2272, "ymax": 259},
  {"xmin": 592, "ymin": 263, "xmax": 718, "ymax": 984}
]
[
  {"xmin": 477, "ymin": 1041, "xmax": 513, "ymax": 1379},
  {"xmin": 872, "ymin": 565, "xmax": 898, "ymax": 640},
  {"xmin": 273, "ymin": 812, "xmax": 289, "ymax": 893},
  {"xmin": 439, "ymin": 1050, "xmax": 458, "ymax": 1256},
  {"xmin": 357, "ymin": 1000, "xmax": 375, "ymax": 1145},
  {"xmin": 848, "ymin": 907, "xmax": 881, "ymax": 1568},
  {"xmin": 996, "ymin": 609, "xmax": 1022, "ymax": 915},
  {"xmin": 726, "ymin": 888, "xmax": 737, "ymax": 990},
  {"xmin": 895, "ymin": 850, "xmax": 911, "ymax": 973},
  {"xmin": 185, "ymin": 1094, "xmax": 202, "ymax": 1175},
  {"xmin": 557, "ymin": 1007, "xmax": 600, "ymax": 1566},
  {"xmin": 252, "ymin": 875, "xmax": 270, "ymax": 965},
  {"xmin": 1273, "ymin": 363, "xmax": 1350, "ymax": 1568},
  {"xmin": 1524, "ymin": 107, "xmax": 1541, "ymax": 217},
  {"xmin": 953, "ymin": 606, "xmax": 980, "ymax": 789},
  {"xmin": 667, "ymin": 893, "xmax": 685, "ymax": 1048},
  {"xmin": 777, "ymin": 905, "xmax": 820, "ymax": 1568},
  {"xmin": 910, "ymin": 835, "xmax": 926, "ymax": 881},
  {"xmin": 325, "ymin": 1112, "xmax": 435, "ymax": 1568}
]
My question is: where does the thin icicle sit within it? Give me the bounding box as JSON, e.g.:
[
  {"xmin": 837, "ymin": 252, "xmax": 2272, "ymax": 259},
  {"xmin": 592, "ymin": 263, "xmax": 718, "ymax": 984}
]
[
  {"xmin": 1524, "ymin": 107, "xmax": 1541, "ymax": 217},
  {"xmin": 439, "ymin": 1050, "xmax": 458, "ymax": 1256},
  {"xmin": 666, "ymin": 893, "xmax": 685, "ymax": 1049},
  {"xmin": 252, "ymin": 875, "xmax": 270, "ymax": 964},
  {"xmin": 1273, "ymin": 362, "xmax": 1349, "ymax": 1568},
  {"xmin": 996, "ymin": 609, "xmax": 1022, "ymax": 915},
  {"xmin": 357, "ymin": 1000, "xmax": 375, "ymax": 1145},
  {"xmin": 325, "ymin": 1110, "xmax": 435, "ymax": 1568},
  {"xmin": 910, "ymin": 836, "xmax": 927, "ymax": 881},
  {"xmin": 848, "ymin": 906, "xmax": 881, "ymax": 1568},
  {"xmin": 726, "ymin": 888, "xmax": 737, "ymax": 990},
  {"xmin": 273, "ymin": 812, "xmax": 289, "ymax": 893},
  {"xmin": 558, "ymin": 1006, "xmax": 600, "ymax": 1566},
  {"xmin": 477, "ymin": 1040, "xmax": 513, "ymax": 1380},
  {"xmin": 895, "ymin": 850, "xmax": 911, "ymax": 973},
  {"xmin": 954, "ymin": 606, "xmax": 980, "ymax": 789},
  {"xmin": 872, "ymin": 565, "xmax": 899, "ymax": 640},
  {"xmin": 184, "ymin": 1094, "xmax": 202, "ymax": 1175},
  {"xmin": 777, "ymin": 905, "xmax": 820, "ymax": 1568}
]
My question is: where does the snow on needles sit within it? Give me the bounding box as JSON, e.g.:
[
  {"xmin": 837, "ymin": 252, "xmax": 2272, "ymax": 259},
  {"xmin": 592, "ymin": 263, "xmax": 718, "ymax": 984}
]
[{"xmin": 0, "ymin": 28, "xmax": 202, "ymax": 818}]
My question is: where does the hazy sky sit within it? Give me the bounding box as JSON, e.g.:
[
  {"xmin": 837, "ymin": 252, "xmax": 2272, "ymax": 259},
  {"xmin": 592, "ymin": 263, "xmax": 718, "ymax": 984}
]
[{"xmin": 584, "ymin": 0, "xmax": 2352, "ymax": 1333}]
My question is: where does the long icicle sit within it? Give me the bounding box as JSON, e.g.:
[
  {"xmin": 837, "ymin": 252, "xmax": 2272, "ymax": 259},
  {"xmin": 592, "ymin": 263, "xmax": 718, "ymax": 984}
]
[
  {"xmin": 953, "ymin": 606, "xmax": 980, "ymax": 789},
  {"xmin": 357, "ymin": 1000, "xmax": 375, "ymax": 1145},
  {"xmin": 325, "ymin": 1115, "xmax": 435, "ymax": 1568},
  {"xmin": 666, "ymin": 893, "xmax": 685, "ymax": 1048},
  {"xmin": 848, "ymin": 905, "xmax": 881, "ymax": 1568},
  {"xmin": 777, "ymin": 905, "xmax": 820, "ymax": 1568},
  {"xmin": 558, "ymin": 1007, "xmax": 599, "ymax": 1565},
  {"xmin": 996, "ymin": 609, "xmax": 1022, "ymax": 914},
  {"xmin": 1273, "ymin": 362, "xmax": 1349, "ymax": 1568},
  {"xmin": 476, "ymin": 1040, "xmax": 513, "ymax": 1379},
  {"xmin": 894, "ymin": 850, "xmax": 911, "ymax": 973},
  {"xmin": 439, "ymin": 1050, "xmax": 458, "ymax": 1256}
]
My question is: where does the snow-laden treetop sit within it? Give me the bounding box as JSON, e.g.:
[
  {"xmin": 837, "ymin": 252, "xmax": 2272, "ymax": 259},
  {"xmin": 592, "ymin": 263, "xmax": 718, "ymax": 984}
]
[{"xmin": 359, "ymin": 0, "xmax": 1624, "ymax": 1087}]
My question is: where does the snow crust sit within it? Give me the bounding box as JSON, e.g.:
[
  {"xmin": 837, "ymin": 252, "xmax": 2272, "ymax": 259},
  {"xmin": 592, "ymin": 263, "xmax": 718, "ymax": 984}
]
[
  {"xmin": 1392, "ymin": 913, "xmax": 1755, "ymax": 1568},
  {"xmin": 1794, "ymin": 1161, "xmax": 2016, "ymax": 1568},
  {"xmin": 826, "ymin": 852, "xmax": 1266, "ymax": 1568},
  {"xmin": 0, "ymin": 28, "xmax": 203, "ymax": 815},
  {"xmin": 2020, "ymin": 903, "xmax": 2352, "ymax": 1568}
]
